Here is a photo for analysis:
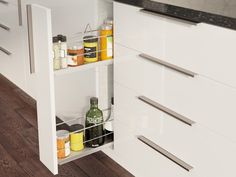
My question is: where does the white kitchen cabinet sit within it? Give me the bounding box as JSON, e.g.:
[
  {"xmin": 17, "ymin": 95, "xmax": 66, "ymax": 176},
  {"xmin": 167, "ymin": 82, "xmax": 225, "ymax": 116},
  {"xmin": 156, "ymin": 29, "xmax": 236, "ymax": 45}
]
[
  {"xmin": 0, "ymin": 0, "xmax": 28, "ymax": 92},
  {"xmin": 113, "ymin": 2, "xmax": 236, "ymax": 177},
  {"xmin": 27, "ymin": 1, "xmax": 114, "ymax": 174}
]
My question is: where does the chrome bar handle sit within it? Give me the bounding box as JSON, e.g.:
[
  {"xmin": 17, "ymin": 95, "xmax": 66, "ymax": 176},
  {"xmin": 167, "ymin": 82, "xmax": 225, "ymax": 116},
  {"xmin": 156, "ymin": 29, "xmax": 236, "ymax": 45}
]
[
  {"xmin": 140, "ymin": 9, "xmax": 199, "ymax": 26},
  {"xmin": 0, "ymin": 23, "xmax": 10, "ymax": 31},
  {"xmin": 17, "ymin": 0, "xmax": 22, "ymax": 26},
  {"xmin": 0, "ymin": 46, "xmax": 12, "ymax": 55},
  {"xmin": 0, "ymin": 0, "xmax": 8, "ymax": 5},
  {"xmin": 138, "ymin": 136, "xmax": 194, "ymax": 171},
  {"xmin": 26, "ymin": 5, "xmax": 35, "ymax": 74},
  {"xmin": 138, "ymin": 96, "xmax": 195, "ymax": 126},
  {"xmin": 139, "ymin": 53, "xmax": 196, "ymax": 77}
]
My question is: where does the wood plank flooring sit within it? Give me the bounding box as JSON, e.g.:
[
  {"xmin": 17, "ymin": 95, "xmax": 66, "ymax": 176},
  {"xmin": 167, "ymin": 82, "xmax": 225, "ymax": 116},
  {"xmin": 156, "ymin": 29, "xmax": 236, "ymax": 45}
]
[{"xmin": 0, "ymin": 74, "xmax": 134, "ymax": 177}]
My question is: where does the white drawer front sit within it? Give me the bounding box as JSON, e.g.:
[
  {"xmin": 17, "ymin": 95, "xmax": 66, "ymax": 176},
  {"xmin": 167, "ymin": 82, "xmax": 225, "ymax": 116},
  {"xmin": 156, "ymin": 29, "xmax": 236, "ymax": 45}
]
[
  {"xmin": 144, "ymin": 112, "xmax": 236, "ymax": 177},
  {"xmin": 114, "ymin": 47, "xmax": 164, "ymax": 102},
  {"xmin": 165, "ymin": 21, "xmax": 236, "ymax": 88},
  {"xmin": 114, "ymin": 83, "xmax": 198, "ymax": 177},
  {"xmin": 164, "ymin": 68, "xmax": 236, "ymax": 142},
  {"xmin": 114, "ymin": 2, "xmax": 165, "ymax": 59}
]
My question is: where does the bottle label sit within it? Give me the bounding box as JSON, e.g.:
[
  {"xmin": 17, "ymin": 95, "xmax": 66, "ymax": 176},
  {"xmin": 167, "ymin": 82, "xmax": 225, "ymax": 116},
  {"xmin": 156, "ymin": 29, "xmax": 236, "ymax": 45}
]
[
  {"xmin": 87, "ymin": 116, "xmax": 103, "ymax": 124},
  {"xmin": 60, "ymin": 49, "xmax": 66, "ymax": 58},
  {"xmin": 107, "ymin": 36, "xmax": 113, "ymax": 57}
]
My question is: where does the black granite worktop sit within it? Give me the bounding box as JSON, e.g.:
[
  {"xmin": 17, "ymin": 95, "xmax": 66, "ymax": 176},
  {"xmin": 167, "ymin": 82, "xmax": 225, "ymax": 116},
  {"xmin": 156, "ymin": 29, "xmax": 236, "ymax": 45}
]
[{"xmin": 115, "ymin": 0, "xmax": 236, "ymax": 30}]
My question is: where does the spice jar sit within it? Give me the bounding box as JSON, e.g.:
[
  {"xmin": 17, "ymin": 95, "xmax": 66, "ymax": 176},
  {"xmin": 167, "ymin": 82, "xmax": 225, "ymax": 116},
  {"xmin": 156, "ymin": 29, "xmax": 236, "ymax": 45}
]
[
  {"xmin": 100, "ymin": 22, "xmax": 113, "ymax": 60},
  {"xmin": 68, "ymin": 45, "xmax": 84, "ymax": 66},
  {"xmin": 52, "ymin": 35, "xmax": 68, "ymax": 70},
  {"xmin": 69, "ymin": 124, "xmax": 84, "ymax": 152},
  {"xmin": 58, "ymin": 35, "xmax": 68, "ymax": 69},
  {"xmin": 57, "ymin": 130, "xmax": 70, "ymax": 159},
  {"xmin": 53, "ymin": 36, "xmax": 61, "ymax": 70},
  {"xmin": 83, "ymin": 36, "xmax": 98, "ymax": 63}
]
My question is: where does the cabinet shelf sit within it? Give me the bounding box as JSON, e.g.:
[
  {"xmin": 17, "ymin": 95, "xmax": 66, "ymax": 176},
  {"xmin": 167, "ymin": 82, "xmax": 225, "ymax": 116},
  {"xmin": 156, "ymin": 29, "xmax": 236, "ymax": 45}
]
[
  {"xmin": 54, "ymin": 59, "xmax": 113, "ymax": 76},
  {"xmin": 58, "ymin": 138, "xmax": 114, "ymax": 165}
]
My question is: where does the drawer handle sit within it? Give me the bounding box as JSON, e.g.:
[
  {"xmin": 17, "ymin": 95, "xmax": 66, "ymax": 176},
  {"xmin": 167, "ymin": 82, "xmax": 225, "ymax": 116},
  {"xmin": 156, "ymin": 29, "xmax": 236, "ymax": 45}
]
[
  {"xmin": 140, "ymin": 9, "xmax": 199, "ymax": 25},
  {"xmin": 139, "ymin": 53, "xmax": 196, "ymax": 77},
  {"xmin": 26, "ymin": 5, "xmax": 35, "ymax": 74},
  {"xmin": 0, "ymin": 46, "xmax": 12, "ymax": 55},
  {"xmin": 0, "ymin": 23, "xmax": 10, "ymax": 31},
  {"xmin": 138, "ymin": 136, "xmax": 194, "ymax": 172},
  {"xmin": 0, "ymin": 0, "xmax": 8, "ymax": 5},
  {"xmin": 18, "ymin": 0, "xmax": 22, "ymax": 26},
  {"xmin": 138, "ymin": 96, "xmax": 195, "ymax": 126}
]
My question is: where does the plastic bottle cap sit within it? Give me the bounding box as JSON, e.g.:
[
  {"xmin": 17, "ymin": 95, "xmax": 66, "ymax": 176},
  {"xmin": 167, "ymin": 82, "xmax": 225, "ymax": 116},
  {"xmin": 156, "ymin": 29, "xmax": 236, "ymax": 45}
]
[{"xmin": 90, "ymin": 97, "xmax": 98, "ymax": 104}]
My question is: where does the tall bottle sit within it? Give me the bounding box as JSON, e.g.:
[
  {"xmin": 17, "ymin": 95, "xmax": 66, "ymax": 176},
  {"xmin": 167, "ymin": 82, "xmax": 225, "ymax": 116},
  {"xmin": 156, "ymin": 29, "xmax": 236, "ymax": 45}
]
[{"xmin": 85, "ymin": 97, "xmax": 104, "ymax": 147}]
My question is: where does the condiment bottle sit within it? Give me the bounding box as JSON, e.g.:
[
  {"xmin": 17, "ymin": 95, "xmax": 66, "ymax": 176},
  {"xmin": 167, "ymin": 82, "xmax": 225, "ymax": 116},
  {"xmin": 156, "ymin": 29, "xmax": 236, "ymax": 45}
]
[
  {"xmin": 85, "ymin": 97, "xmax": 104, "ymax": 148},
  {"xmin": 100, "ymin": 20, "xmax": 113, "ymax": 60},
  {"xmin": 83, "ymin": 36, "xmax": 98, "ymax": 63},
  {"xmin": 53, "ymin": 36, "xmax": 61, "ymax": 70},
  {"xmin": 69, "ymin": 124, "xmax": 84, "ymax": 151}
]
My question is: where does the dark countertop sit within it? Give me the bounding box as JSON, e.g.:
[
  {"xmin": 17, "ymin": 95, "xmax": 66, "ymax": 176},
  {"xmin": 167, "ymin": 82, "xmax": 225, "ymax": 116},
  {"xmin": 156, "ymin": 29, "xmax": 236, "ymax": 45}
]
[{"xmin": 114, "ymin": 0, "xmax": 236, "ymax": 31}]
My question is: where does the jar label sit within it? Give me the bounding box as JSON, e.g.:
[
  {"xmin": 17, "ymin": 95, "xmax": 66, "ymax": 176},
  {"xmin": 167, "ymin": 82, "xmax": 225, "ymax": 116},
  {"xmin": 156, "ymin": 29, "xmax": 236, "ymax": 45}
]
[
  {"xmin": 60, "ymin": 49, "xmax": 66, "ymax": 58},
  {"xmin": 84, "ymin": 47, "xmax": 97, "ymax": 58}
]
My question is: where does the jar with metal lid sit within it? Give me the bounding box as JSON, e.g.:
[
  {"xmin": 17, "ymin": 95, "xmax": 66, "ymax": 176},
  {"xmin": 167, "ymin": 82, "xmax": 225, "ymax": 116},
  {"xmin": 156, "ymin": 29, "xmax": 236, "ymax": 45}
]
[
  {"xmin": 83, "ymin": 36, "xmax": 98, "ymax": 63},
  {"xmin": 69, "ymin": 124, "xmax": 84, "ymax": 152},
  {"xmin": 68, "ymin": 45, "xmax": 84, "ymax": 66}
]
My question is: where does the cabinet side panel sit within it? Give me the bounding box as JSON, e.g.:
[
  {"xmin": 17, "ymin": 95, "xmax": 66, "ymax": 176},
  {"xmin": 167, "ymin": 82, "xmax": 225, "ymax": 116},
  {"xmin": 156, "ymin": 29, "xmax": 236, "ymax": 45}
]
[{"xmin": 29, "ymin": 4, "xmax": 58, "ymax": 174}]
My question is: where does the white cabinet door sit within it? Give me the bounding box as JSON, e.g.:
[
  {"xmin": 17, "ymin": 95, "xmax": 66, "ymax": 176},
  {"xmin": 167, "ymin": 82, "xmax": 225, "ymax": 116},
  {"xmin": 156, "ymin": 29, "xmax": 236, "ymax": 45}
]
[{"xmin": 27, "ymin": 4, "xmax": 58, "ymax": 174}]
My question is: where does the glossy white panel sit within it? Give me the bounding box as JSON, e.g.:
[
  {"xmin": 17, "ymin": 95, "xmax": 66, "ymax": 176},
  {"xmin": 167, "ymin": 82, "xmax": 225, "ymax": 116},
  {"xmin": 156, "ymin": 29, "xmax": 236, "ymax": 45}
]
[
  {"xmin": 114, "ymin": 2, "xmax": 165, "ymax": 59},
  {"xmin": 29, "ymin": 4, "xmax": 58, "ymax": 174},
  {"xmin": 164, "ymin": 67, "xmax": 236, "ymax": 142}
]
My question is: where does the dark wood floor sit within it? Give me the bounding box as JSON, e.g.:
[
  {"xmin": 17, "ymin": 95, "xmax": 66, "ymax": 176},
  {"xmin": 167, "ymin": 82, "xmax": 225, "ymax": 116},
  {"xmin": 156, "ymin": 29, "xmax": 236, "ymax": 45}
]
[{"xmin": 0, "ymin": 74, "xmax": 134, "ymax": 177}]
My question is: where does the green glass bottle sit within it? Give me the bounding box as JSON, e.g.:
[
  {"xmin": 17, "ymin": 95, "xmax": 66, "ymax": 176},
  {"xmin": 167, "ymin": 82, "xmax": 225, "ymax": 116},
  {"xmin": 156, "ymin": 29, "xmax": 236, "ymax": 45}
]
[{"xmin": 85, "ymin": 97, "xmax": 104, "ymax": 147}]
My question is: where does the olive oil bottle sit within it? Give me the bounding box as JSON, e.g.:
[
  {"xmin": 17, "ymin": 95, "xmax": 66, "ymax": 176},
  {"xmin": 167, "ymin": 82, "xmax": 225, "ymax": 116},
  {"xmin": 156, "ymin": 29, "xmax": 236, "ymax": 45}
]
[{"xmin": 85, "ymin": 97, "xmax": 104, "ymax": 147}]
